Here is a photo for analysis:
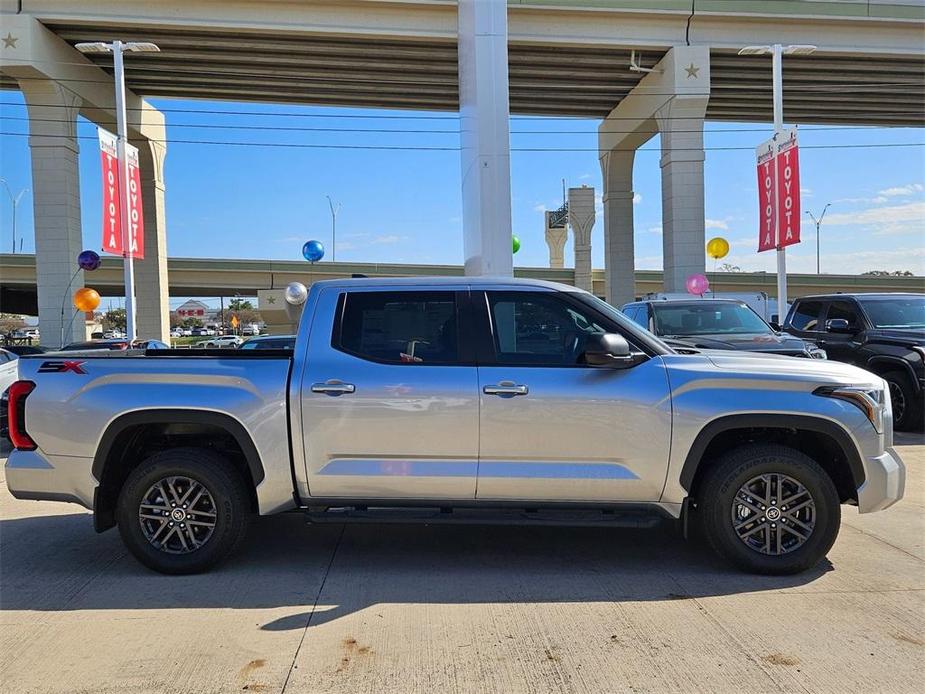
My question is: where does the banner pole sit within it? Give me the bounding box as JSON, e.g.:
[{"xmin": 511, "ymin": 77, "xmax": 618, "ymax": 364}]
[
  {"xmin": 113, "ymin": 41, "xmax": 137, "ymax": 343},
  {"xmin": 772, "ymin": 44, "xmax": 787, "ymax": 319}
]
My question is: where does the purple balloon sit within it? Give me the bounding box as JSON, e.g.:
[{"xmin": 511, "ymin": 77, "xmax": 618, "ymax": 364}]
[
  {"xmin": 685, "ymin": 273, "xmax": 710, "ymax": 296},
  {"xmin": 77, "ymin": 249, "xmax": 101, "ymax": 271}
]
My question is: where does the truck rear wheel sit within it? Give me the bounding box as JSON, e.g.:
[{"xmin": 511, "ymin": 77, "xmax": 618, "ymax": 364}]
[
  {"xmin": 697, "ymin": 444, "xmax": 840, "ymax": 575},
  {"xmin": 883, "ymin": 369, "xmax": 923, "ymax": 432},
  {"xmin": 115, "ymin": 448, "xmax": 252, "ymax": 574}
]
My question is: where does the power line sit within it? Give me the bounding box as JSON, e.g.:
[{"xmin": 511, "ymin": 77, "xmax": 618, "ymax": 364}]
[{"xmin": 0, "ymin": 130, "xmax": 921, "ymax": 152}]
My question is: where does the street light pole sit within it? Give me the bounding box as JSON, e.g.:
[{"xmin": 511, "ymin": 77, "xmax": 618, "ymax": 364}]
[
  {"xmin": 806, "ymin": 203, "xmax": 831, "ymax": 275},
  {"xmin": 0, "ymin": 179, "xmax": 28, "ymax": 254},
  {"xmin": 326, "ymin": 195, "xmax": 341, "ymax": 262},
  {"xmin": 76, "ymin": 40, "xmax": 159, "ymax": 342},
  {"xmin": 739, "ymin": 43, "xmax": 816, "ymax": 315}
]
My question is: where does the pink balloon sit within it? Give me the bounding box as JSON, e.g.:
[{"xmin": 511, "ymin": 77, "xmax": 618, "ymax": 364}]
[{"xmin": 686, "ymin": 273, "xmax": 710, "ymax": 296}]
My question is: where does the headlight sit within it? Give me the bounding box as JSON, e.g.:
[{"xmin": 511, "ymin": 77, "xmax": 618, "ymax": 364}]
[
  {"xmin": 815, "ymin": 385, "xmax": 886, "ymax": 433},
  {"xmin": 808, "ymin": 347, "xmax": 827, "ymax": 359},
  {"xmin": 912, "ymin": 345, "xmax": 925, "ymax": 363}
]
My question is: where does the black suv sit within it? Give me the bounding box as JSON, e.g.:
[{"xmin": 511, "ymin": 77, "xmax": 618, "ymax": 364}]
[{"xmin": 782, "ymin": 293, "xmax": 925, "ymax": 430}]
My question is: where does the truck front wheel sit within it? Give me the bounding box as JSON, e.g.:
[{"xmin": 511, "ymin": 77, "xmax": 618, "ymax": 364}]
[
  {"xmin": 115, "ymin": 448, "xmax": 252, "ymax": 574},
  {"xmin": 697, "ymin": 444, "xmax": 840, "ymax": 575}
]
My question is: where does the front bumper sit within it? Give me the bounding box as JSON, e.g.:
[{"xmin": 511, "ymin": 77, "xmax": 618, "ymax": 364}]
[
  {"xmin": 857, "ymin": 446, "xmax": 905, "ymax": 513},
  {"xmin": 5, "ymin": 448, "xmax": 96, "ymax": 510}
]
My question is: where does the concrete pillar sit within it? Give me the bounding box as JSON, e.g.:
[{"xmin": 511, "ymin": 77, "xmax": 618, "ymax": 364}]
[
  {"xmin": 130, "ymin": 137, "xmax": 170, "ymax": 341},
  {"xmin": 656, "ymin": 96, "xmax": 708, "ymax": 292},
  {"xmin": 544, "ymin": 208, "xmax": 568, "ymax": 268},
  {"xmin": 458, "ymin": 0, "xmax": 513, "ymax": 276},
  {"xmin": 21, "ymin": 79, "xmax": 85, "ymax": 347},
  {"xmin": 568, "ymin": 186, "xmax": 595, "ymax": 293},
  {"xmin": 599, "ymin": 150, "xmax": 636, "ymax": 306}
]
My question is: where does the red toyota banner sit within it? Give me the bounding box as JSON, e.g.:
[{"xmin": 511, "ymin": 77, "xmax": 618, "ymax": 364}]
[
  {"xmin": 125, "ymin": 143, "xmax": 145, "ymax": 260},
  {"xmin": 98, "ymin": 128, "xmax": 123, "ymax": 255},
  {"xmin": 756, "ymin": 137, "xmax": 777, "ymax": 253},
  {"xmin": 755, "ymin": 128, "xmax": 801, "ymax": 252},
  {"xmin": 775, "ymin": 130, "xmax": 801, "ymax": 249}
]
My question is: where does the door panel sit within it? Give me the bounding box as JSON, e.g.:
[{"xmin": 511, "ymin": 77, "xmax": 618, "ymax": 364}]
[
  {"xmin": 475, "ymin": 291, "xmax": 672, "ymax": 502},
  {"xmin": 300, "ymin": 287, "xmax": 479, "ymax": 499}
]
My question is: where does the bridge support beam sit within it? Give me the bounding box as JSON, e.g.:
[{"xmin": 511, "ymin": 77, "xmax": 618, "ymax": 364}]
[
  {"xmin": 21, "ymin": 79, "xmax": 85, "ymax": 347},
  {"xmin": 458, "ymin": 0, "xmax": 513, "ymax": 276},
  {"xmin": 568, "ymin": 186, "xmax": 595, "ymax": 293},
  {"xmin": 599, "ymin": 46, "xmax": 710, "ymax": 305}
]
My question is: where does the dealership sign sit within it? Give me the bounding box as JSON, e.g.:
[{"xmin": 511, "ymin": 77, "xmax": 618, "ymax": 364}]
[
  {"xmin": 756, "ymin": 128, "xmax": 801, "ymax": 252},
  {"xmin": 98, "ymin": 127, "xmax": 144, "ymax": 259},
  {"xmin": 99, "ymin": 129, "xmax": 123, "ymax": 255}
]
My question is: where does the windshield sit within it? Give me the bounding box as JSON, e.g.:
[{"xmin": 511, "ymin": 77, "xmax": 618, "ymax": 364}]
[
  {"xmin": 652, "ymin": 302, "xmax": 772, "ymax": 336},
  {"xmin": 860, "ymin": 296, "xmax": 925, "ymax": 329}
]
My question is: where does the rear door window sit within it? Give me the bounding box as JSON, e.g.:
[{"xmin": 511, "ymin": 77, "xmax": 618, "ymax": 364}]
[{"xmin": 334, "ymin": 291, "xmax": 460, "ymax": 365}]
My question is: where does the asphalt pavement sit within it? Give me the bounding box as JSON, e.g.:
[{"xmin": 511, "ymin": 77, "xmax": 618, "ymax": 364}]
[{"xmin": 1, "ymin": 434, "xmax": 922, "ymax": 694}]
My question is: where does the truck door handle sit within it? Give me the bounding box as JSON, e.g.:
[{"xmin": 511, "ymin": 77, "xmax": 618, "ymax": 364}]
[
  {"xmin": 311, "ymin": 381, "xmax": 356, "ymax": 395},
  {"xmin": 483, "ymin": 382, "xmax": 528, "ymax": 396}
]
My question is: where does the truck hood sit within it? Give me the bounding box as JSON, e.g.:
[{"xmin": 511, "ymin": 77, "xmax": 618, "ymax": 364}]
[
  {"xmin": 701, "ymin": 351, "xmax": 883, "ymax": 389},
  {"xmin": 664, "ymin": 331, "xmax": 810, "ymax": 354}
]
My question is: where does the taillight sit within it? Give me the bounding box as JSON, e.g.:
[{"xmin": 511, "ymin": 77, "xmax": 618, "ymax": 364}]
[{"xmin": 8, "ymin": 380, "xmax": 36, "ymax": 450}]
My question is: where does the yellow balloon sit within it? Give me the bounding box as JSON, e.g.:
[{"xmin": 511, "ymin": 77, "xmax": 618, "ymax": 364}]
[
  {"xmin": 707, "ymin": 237, "xmax": 730, "ymax": 259},
  {"xmin": 73, "ymin": 287, "xmax": 101, "ymax": 312}
]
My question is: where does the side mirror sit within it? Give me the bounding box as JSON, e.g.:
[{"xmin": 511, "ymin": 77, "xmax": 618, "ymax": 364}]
[
  {"xmin": 825, "ymin": 318, "xmax": 853, "ymax": 334},
  {"xmin": 583, "ymin": 333, "xmax": 640, "ymax": 369}
]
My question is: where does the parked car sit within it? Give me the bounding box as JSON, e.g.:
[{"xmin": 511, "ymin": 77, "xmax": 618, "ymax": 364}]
[
  {"xmin": 5, "ymin": 278, "xmax": 904, "ymax": 576},
  {"xmin": 621, "ymin": 299, "xmax": 826, "ymax": 359},
  {"xmin": 60, "ymin": 339, "xmax": 170, "ymax": 351},
  {"xmin": 190, "ymin": 327, "xmax": 206, "ymax": 337},
  {"xmin": 196, "ymin": 335, "xmax": 243, "ymax": 349},
  {"xmin": 782, "ymin": 293, "xmax": 924, "ymax": 430},
  {"xmin": 239, "ymin": 335, "xmax": 297, "ymax": 350}
]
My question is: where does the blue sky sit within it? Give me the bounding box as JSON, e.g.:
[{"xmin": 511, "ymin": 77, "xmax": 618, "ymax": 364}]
[{"xmin": 1, "ymin": 92, "xmax": 923, "ymax": 309}]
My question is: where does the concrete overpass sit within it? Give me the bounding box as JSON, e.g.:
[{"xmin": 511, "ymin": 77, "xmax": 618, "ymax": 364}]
[
  {"xmin": 1, "ymin": 0, "xmax": 923, "ymax": 343},
  {"xmin": 3, "ymin": 254, "xmax": 923, "ymax": 317}
]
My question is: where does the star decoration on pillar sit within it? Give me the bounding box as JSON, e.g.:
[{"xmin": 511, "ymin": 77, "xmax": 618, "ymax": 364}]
[
  {"xmin": 266, "ymin": 295, "xmax": 276, "ymax": 304},
  {"xmin": 685, "ymin": 63, "xmax": 700, "ymax": 79},
  {"xmin": 2, "ymin": 33, "xmax": 18, "ymax": 49}
]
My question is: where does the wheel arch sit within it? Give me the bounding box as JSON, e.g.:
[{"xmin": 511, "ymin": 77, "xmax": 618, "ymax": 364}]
[
  {"xmin": 866, "ymin": 356, "xmax": 920, "ymax": 392},
  {"xmin": 92, "ymin": 409, "xmax": 265, "ymax": 532},
  {"xmin": 680, "ymin": 414, "xmax": 866, "ymax": 505}
]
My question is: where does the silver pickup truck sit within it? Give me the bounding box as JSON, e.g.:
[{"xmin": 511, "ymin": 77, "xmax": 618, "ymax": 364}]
[{"xmin": 6, "ymin": 277, "xmax": 905, "ymax": 575}]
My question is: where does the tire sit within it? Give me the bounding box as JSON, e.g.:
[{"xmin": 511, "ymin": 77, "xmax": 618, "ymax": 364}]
[
  {"xmin": 697, "ymin": 444, "xmax": 840, "ymax": 575},
  {"xmin": 116, "ymin": 448, "xmax": 252, "ymax": 574},
  {"xmin": 883, "ymin": 369, "xmax": 923, "ymax": 432}
]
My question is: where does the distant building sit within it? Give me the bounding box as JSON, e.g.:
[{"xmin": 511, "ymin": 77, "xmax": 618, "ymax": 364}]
[{"xmin": 173, "ymin": 299, "xmax": 217, "ymax": 323}]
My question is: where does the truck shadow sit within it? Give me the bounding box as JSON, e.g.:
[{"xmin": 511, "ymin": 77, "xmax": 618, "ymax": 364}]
[{"xmin": 0, "ymin": 511, "xmax": 830, "ymax": 628}]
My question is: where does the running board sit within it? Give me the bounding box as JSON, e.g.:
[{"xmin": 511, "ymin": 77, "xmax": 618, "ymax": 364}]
[{"xmin": 304, "ymin": 506, "xmax": 664, "ymax": 528}]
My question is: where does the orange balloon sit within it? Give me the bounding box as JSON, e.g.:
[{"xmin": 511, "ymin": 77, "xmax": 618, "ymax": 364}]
[{"xmin": 73, "ymin": 287, "xmax": 101, "ymax": 312}]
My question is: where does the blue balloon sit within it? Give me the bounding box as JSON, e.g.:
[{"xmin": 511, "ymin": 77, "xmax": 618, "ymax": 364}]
[{"xmin": 302, "ymin": 240, "xmax": 324, "ymax": 263}]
